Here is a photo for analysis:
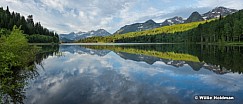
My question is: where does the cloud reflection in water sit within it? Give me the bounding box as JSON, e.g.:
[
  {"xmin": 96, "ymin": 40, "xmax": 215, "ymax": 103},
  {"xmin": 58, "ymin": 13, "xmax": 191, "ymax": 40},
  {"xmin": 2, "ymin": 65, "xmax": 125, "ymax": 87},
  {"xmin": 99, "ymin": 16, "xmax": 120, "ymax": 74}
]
[{"xmin": 24, "ymin": 49, "xmax": 243, "ymax": 104}]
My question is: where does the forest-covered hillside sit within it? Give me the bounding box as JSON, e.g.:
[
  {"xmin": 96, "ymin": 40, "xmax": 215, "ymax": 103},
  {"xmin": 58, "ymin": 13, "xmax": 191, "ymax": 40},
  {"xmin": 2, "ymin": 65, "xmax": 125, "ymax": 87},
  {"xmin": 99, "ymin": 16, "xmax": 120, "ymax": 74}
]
[
  {"xmin": 79, "ymin": 10, "xmax": 243, "ymax": 43},
  {"xmin": 79, "ymin": 20, "xmax": 210, "ymax": 43},
  {"xmin": 179, "ymin": 10, "xmax": 243, "ymax": 43},
  {"xmin": 0, "ymin": 6, "xmax": 59, "ymax": 43}
]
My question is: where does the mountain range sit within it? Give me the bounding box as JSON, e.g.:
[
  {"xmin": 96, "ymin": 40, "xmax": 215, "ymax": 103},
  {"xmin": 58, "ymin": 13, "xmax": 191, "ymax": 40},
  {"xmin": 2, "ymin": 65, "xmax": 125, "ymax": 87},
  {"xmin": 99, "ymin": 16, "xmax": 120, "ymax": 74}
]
[
  {"xmin": 59, "ymin": 29, "xmax": 111, "ymax": 42},
  {"xmin": 61, "ymin": 6, "xmax": 238, "ymax": 42},
  {"xmin": 114, "ymin": 6, "xmax": 238, "ymax": 34},
  {"xmin": 114, "ymin": 19, "xmax": 161, "ymax": 34}
]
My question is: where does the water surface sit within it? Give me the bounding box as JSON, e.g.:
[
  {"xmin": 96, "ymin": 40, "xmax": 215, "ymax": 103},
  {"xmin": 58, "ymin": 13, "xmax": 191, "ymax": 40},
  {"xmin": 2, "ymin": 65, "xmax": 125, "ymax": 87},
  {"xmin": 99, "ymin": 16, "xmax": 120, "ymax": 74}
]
[{"xmin": 22, "ymin": 44, "xmax": 243, "ymax": 104}]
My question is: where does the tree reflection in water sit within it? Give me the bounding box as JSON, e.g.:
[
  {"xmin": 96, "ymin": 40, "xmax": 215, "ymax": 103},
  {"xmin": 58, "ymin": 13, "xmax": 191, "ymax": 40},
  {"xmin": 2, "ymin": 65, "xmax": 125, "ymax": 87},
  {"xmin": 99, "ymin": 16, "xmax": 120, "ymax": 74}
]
[
  {"xmin": 0, "ymin": 44, "xmax": 58, "ymax": 104},
  {"xmin": 83, "ymin": 44, "xmax": 243, "ymax": 74}
]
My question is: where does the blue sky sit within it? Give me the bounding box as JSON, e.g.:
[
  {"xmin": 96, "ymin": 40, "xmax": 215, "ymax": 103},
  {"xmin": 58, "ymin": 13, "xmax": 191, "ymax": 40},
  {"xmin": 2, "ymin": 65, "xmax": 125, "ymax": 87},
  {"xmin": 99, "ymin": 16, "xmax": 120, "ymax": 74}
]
[{"xmin": 0, "ymin": 0, "xmax": 243, "ymax": 34}]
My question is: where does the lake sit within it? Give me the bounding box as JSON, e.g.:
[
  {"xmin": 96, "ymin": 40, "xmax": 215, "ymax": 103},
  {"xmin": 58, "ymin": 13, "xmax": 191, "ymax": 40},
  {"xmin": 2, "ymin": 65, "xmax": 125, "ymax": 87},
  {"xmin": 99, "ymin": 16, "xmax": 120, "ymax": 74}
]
[{"xmin": 8, "ymin": 44, "xmax": 243, "ymax": 104}]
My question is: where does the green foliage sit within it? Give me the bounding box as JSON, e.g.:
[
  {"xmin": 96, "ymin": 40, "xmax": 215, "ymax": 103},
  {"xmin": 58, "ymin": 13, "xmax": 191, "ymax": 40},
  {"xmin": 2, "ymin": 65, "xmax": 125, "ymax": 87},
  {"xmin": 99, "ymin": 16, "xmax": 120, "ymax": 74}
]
[
  {"xmin": 180, "ymin": 10, "xmax": 243, "ymax": 43},
  {"xmin": 0, "ymin": 7, "xmax": 59, "ymax": 43},
  {"xmin": 0, "ymin": 26, "xmax": 38, "ymax": 74},
  {"xmin": 0, "ymin": 26, "xmax": 39, "ymax": 103},
  {"xmin": 26, "ymin": 34, "xmax": 59, "ymax": 43}
]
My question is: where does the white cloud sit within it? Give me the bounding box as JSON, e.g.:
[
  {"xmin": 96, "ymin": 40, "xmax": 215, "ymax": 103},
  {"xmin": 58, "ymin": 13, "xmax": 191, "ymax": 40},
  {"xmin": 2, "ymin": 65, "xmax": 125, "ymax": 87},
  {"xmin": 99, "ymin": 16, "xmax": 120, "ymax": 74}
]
[
  {"xmin": 0, "ymin": 0, "xmax": 243, "ymax": 34},
  {"xmin": 0, "ymin": 0, "xmax": 136, "ymax": 33}
]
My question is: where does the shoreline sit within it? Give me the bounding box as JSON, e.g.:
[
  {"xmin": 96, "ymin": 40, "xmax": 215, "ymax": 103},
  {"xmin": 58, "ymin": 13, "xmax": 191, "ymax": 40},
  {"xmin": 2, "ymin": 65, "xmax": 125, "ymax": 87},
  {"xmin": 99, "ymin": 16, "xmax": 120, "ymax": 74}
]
[
  {"xmin": 29, "ymin": 43, "xmax": 59, "ymax": 45},
  {"xmin": 60, "ymin": 43, "xmax": 180, "ymax": 45},
  {"xmin": 29, "ymin": 42, "xmax": 243, "ymax": 46}
]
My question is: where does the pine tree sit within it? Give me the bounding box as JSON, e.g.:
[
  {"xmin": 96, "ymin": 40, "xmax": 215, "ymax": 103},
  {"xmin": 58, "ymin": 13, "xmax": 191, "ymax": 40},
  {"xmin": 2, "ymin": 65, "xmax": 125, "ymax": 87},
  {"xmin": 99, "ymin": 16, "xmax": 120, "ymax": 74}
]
[
  {"xmin": 224, "ymin": 23, "xmax": 232, "ymax": 42},
  {"xmin": 233, "ymin": 20, "xmax": 241, "ymax": 42}
]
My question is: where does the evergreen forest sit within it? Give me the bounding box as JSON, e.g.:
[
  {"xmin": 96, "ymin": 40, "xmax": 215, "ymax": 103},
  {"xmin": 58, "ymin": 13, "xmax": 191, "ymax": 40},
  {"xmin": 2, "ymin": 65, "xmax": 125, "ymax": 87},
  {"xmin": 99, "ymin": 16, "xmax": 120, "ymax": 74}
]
[{"xmin": 0, "ymin": 6, "xmax": 59, "ymax": 43}]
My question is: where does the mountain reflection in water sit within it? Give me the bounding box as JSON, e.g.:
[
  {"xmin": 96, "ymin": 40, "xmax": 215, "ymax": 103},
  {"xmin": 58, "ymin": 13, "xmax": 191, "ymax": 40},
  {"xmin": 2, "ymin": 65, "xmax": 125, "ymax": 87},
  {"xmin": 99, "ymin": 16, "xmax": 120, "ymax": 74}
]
[{"xmin": 12, "ymin": 44, "xmax": 243, "ymax": 104}]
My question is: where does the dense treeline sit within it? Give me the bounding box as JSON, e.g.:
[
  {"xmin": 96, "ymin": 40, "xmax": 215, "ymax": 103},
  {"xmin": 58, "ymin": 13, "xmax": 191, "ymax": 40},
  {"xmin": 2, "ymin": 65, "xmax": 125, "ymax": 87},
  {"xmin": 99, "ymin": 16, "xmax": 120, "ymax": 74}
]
[
  {"xmin": 80, "ymin": 10, "xmax": 243, "ymax": 43},
  {"xmin": 0, "ymin": 6, "xmax": 59, "ymax": 43},
  {"xmin": 181, "ymin": 10, "xmax": 243, "ymax": 43},
  {"xmin": 26, "ymin": 34, "xmax": 58, "ymax": 43}
]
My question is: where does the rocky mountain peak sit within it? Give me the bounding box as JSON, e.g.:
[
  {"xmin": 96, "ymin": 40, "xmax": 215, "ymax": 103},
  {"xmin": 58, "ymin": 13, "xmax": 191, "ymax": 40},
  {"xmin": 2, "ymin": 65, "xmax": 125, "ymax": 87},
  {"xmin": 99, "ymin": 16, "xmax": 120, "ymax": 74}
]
[
  {"xmin": 202, "ymin": 6, "xmax": 238, "ymax": 19},
  {"xmin": 161, "ymin": 16, "xmax": 185, "ymax": 26},
  {"xmin": 144, "ymin": 19, "xmax": 156, "ymax": 24},
  {"xmin": 185, "ymin": 11, "xmax": 204, "ymax": 23}
]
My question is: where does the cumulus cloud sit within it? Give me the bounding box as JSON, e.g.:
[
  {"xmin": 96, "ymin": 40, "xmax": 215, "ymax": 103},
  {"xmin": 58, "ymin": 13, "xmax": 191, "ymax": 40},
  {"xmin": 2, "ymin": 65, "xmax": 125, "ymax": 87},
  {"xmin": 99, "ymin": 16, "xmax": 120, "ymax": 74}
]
[
  {"xmin": 0, "ymin": 0, "xmax": 135, "ymax": 33},
  {"xmin": 196, "ymin": 0, "xmax": 243, "ymax": 9},
  {"xmin": 0, "ymin": 0, "xmax": 243, "ymax": 34}
]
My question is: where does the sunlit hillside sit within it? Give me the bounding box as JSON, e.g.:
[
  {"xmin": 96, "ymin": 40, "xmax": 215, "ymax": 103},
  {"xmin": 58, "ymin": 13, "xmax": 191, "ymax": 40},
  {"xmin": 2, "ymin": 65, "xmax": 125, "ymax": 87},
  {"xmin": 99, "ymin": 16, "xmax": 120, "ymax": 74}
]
[{"xmin": 79, "ymin": 20, "xmax": 212, "ymax": 43}]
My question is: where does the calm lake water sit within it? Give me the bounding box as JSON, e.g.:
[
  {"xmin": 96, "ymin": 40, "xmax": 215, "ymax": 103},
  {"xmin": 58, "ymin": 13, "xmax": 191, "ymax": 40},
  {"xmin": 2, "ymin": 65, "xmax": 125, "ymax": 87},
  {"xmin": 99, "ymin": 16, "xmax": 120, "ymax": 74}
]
[{"xmin": 20, "ymin": 44, "xmax": 243, "ymax": 104}]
